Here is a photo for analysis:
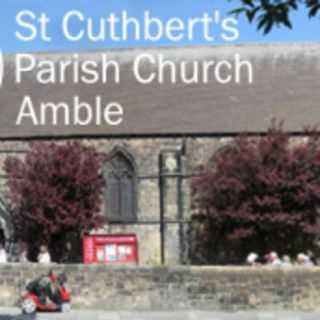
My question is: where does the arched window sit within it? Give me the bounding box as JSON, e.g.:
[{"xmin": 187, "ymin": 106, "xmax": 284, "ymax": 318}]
[{"xmin": 104, "ymin": 148, "xmax": 137, "ymax": 223}]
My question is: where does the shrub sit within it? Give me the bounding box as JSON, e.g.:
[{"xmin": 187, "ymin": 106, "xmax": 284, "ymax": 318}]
[
  {"xmin": 192, "ymin": 122, "xmax": 320, "ymax": 264},
  {"xmin": 4, "ymin": 141, "xmax": 107, "ymax": 261}
]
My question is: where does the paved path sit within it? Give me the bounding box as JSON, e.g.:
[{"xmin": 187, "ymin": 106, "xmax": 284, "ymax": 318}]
[{"xmin": 1, "ymin": 308, "xmax": 320, "ymax": 320}]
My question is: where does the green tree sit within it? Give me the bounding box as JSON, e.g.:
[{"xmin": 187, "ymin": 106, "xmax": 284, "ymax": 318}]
[{"xmin": 229, "ymin": 0, "xmax": 320, "ymax": 34}]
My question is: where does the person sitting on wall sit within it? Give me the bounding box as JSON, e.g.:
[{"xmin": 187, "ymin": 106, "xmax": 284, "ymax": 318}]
[
  {"xmin": 60, "ymin": 242, "xmax": 73, "ymax": 264},
  {"xmin": 0, "ymin": 243, "xmax": 7, "ymax": 263},
  {"xmin": 281, "ymin": 255, "xmax": 292, "ymax": 267},
  {"xmin": 19, "ymin": 244, "xmax": 29, "ymax": 263},
  {"xmin": 246, "ymin": 252, "xmax": 259, "ymax": 266},
  {"xmin": 266, "ymin": 252, "xmax": 282, "ymax": 266},
  {"xmin": 38, "ymin": 245, "xmax": 51, "ymax": 264},
  {"xmin": 297, "ymin": 253, "xmax": 314, "ymax": 267}
]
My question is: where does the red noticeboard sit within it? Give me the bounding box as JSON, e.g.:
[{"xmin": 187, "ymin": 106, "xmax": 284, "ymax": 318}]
[{"xmin": 83, "ymin": 234, "xmax": 138, "ymax": 265}]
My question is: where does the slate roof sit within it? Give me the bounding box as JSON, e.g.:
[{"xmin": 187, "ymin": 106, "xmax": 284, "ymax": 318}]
[{"xmin": 0, "ymin": 43, "xmax": 319, "ymax": 139}]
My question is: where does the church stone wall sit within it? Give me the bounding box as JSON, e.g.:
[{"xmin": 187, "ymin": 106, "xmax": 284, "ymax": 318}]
[
  {"xmin": 0, "ymin": 136, "xmax": 304, "ymax": 265},
  {"xmin": 0, "ymin": 137, "xmax": 214, "ymax": 265}
]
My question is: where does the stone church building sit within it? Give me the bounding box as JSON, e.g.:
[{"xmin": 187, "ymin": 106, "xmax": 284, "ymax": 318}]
[{"xmin": 0, "ymin": 43, "xmax": 319, "ymax": 265}]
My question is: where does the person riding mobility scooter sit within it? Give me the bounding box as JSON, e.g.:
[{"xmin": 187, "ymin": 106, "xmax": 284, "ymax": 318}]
[{"xmin": 21, "ymin": 270, "xmax": 71, "ymax": 315}]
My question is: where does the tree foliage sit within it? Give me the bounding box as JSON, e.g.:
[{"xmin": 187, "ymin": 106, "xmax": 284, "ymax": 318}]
[
  {"xmin": 192, "ymin": 122, "xmax": 320, "ymax": 264},
  {"xmin": 4, "ymin": 141, "xmax": 107, "ymax": 261},
  {"xmin": 229, "ymin": 0, "xmax": 320, "ymax": 34}
]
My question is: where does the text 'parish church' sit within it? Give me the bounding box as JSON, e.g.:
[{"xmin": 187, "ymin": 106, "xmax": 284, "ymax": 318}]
[{"xmin": 0, "ymin": 43, "xmax": 319, "ymax": 264}]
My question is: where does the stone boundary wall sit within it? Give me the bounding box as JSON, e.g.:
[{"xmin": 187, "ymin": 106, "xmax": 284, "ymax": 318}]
[{"xmin": 0, "ymin": 264, "xmax": 320, "ymax": 311}]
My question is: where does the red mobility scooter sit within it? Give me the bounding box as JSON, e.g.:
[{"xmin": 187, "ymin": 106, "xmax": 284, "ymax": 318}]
[{"xmin": 21, "ymin": 271, "xmax": 71, "ymax": 315}]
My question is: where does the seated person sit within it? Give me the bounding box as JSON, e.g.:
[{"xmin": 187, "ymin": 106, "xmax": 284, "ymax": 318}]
[{"xmin": 26, "ymin": 270, "xmax": 60, "ymax": 305}]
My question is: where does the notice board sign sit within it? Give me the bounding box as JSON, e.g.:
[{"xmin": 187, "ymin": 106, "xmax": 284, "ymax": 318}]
[{"xmin": 83, "ymin": 234, "xmax": 138, "ymax": 265}]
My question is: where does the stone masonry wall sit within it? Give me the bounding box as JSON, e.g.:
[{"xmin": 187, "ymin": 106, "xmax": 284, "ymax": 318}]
[{"xmin": 0, "ymin": 264, "xmax": 320, "ymax": 311}]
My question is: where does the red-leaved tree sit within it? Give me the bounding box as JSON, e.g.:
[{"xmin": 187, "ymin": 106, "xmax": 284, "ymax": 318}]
[
  {"xmin": 192, "ymin": 122, "xmax": 320, "ymax": 264},
  {"xmin": 4, "ymin": 141, "xmax": 107, "ymax": 261}
]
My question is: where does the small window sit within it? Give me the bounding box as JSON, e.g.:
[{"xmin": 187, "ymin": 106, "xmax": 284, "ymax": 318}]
[{"xmin": 104, "ymin": 148, "xmax": 137, "ymax": 223}]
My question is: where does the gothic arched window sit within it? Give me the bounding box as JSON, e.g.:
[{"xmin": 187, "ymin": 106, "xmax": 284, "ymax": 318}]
[{"xmin": 104, "ymin": 148, "xmax": 137, "ymax": 223}]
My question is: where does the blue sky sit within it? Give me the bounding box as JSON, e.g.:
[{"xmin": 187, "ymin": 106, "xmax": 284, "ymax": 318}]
[{"xmin": 0, "ymin": 0, "xmax": 319, "ymax": 53}]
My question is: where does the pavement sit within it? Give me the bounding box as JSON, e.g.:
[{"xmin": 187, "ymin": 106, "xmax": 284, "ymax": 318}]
[{"xmin": 1, "ymin": 308, "xmax": 320, "ymax": 320}]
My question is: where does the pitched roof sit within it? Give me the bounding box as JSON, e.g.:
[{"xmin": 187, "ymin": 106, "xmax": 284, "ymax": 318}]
[{"xmin": 0, "ymin": 43, "xmax": 319, "ymax": 139}]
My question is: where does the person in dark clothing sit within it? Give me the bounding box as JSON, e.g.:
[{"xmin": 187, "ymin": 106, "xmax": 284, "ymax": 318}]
[
  {"xmin": 26, "ymin": 270, "xmax": 59, "ymax": 305},
  {"xmin": 60, "ymin": 242, "xmax": 73, "ymax": 263}
]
